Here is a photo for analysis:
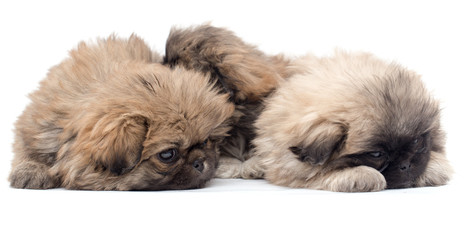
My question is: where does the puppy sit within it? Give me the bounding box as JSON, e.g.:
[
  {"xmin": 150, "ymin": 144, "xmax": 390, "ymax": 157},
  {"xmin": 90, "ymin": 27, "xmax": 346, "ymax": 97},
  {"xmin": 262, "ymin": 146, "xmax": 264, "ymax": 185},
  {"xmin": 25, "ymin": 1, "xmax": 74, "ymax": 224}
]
[
  {"xmin": 9, "ymin": 35, "xmax": 234, "ymax": 190},
  {"xmin": 164, "ymin": 24, "xmax": 293, "ymax": 178},
  {"xmin": 250, "ymin": 51, "xmax": 453, "ymax": 192}
]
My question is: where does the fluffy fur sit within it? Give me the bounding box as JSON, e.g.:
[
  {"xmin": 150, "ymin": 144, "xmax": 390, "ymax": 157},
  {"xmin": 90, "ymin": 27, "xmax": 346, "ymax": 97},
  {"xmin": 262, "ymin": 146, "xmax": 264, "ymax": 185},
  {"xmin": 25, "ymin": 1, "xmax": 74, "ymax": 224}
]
[
  {"xmin": 163, "ymin": 24, "xmax": 293, "ymax": 178},
  {"xmin": 248, "ymin": 51, "xmax": 453, "ymax": 192},
  {"xmin": 9, "ymin": 35, "xmax": 234, "ymax": 190}
]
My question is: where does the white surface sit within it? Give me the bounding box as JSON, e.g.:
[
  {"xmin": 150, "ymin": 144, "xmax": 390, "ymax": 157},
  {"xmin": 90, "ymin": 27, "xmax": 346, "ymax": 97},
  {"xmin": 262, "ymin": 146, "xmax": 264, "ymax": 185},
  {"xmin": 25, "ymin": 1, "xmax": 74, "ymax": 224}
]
[{"xmin": 1, "ymin": 1, "xmax": 463, "ymax": 239}]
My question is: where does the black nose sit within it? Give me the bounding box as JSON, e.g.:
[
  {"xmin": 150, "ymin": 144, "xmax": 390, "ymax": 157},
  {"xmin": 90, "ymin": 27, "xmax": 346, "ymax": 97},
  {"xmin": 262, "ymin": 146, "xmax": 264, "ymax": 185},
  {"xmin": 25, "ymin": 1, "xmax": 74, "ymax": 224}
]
[
  {"xmin": 399, "ymin": 162, "xmax": 411, "ymax": 171},
  {"xmin": 193, "ymin": 159, "xmax": 204, "ymax": 173}
]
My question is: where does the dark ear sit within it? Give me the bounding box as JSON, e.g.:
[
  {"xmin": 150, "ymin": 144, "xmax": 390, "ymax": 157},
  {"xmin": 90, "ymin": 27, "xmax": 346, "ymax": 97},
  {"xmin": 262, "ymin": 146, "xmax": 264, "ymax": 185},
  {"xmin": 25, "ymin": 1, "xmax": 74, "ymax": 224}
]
[
  {"xmin": 85, "ymin": 114, "xmax": 148, "ymax": 175},
  {"xmin": 289, "ymin": 124, "xmax": 347, "ymax": 165}
]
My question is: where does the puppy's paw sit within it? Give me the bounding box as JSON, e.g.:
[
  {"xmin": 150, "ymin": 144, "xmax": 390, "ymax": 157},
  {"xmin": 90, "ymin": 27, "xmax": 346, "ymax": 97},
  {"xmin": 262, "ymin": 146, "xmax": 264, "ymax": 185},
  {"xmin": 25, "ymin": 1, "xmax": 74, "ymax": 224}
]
[
  {"xmin": 9, "ymin": 162, "xmax": 58, "ymax": 189},
  {"xmin": 328, "ymin": 166, "xmax": 386, "ymax": 192},
  {"xmin": 215, "ymin": 157, "xmax": 243, "ymax": 178},
  {"xmin": 240, "ymin": 157, "xmax": 265, "ymax": 179},
  {"xmin": 415, "ymin": 151, "xmax": 453, "ymax": 187},
  {"xmin": 215, "ymin": 156, "xmax": 266, "ymax": 179}
]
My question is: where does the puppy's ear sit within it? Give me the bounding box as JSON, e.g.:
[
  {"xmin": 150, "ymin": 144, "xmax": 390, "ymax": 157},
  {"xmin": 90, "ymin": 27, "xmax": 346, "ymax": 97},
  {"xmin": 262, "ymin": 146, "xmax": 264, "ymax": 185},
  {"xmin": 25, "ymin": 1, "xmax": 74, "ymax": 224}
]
[
  {"xmin": 83, "ymin": 113, "xmax": 148, "ymax": 175},
  {"xmin": 289, "ymin": 123, "xmax": 347, "ymax": 165}
]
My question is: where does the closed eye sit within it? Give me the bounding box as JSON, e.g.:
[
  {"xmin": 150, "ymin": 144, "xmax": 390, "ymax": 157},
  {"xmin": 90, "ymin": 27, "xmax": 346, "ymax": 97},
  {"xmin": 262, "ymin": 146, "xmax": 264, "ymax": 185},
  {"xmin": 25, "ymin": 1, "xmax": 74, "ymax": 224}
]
[
  {"xmin": 416, "ymin": 145, "xmax": 427, "ymax": 153},
  {"xmin": 345, "ymin": 150, "xmax": 389, "ymax": 172},
  {"xmin": 411, "ymin": 134, "xmax": 428, "ymax": 153},
  {"xmin": 368, "ymin": 151, "xmax": 383, "ymax": 158}
]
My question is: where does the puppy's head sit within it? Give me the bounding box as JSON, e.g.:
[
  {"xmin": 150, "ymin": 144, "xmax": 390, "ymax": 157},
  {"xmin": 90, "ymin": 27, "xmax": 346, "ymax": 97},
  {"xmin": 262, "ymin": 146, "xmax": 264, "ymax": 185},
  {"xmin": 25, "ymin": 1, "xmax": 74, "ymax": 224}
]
[
  {"xmin": 336, "ymin": 69, "xmax": 442, "ymax": 189},
  {"xmin": 164, "ymin": 24, "xmax": 285, "ymax": 103},
  {"xmin": 78, "ymin": 64, "xmax": 234, "ymax": 190},
  {"xmin": 279, "ymin": 52, "xmax": 445, "ymax": 189}
]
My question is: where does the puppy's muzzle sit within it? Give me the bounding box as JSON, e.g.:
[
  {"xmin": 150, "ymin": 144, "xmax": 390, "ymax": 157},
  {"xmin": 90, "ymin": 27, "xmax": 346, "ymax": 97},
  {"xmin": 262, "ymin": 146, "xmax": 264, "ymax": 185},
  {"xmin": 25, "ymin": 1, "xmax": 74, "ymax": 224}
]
[{"xmin": 193, "ymin": 158, "xmax": 205, "ymax": 173}]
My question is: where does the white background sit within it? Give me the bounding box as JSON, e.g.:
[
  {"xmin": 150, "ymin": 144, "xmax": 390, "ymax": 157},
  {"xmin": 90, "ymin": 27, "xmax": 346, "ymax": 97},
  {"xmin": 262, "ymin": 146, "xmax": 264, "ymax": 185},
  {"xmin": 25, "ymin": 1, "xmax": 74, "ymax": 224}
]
[{"xmin": 1, "ymin": 0, "xmax": 463, "ymax": 239}]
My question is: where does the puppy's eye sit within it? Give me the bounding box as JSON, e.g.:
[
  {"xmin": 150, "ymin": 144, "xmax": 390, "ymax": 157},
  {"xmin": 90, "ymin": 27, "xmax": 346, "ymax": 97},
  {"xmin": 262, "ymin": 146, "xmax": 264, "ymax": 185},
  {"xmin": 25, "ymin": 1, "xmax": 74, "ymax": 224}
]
[
  {"xmin": 417, "ymin": 147, "xmax": 426, "ymax": 153},
  {"xmin": 416, "ymin": 143, "xmax": 427, "ymax": 153},
  {"xmin": 412, "ymin": 136, "xmax": 427, "ymax": 153},
  {"xmin": 202, "ymin": 139, "xmax": 208, "ymax": 147},
  {"xmin": 157, "ymin": 148, "xmax": 179, "ymax": 163},
  {"xmin": 368, "ymin": 152, "xmax": 383, "ymax": 158}
]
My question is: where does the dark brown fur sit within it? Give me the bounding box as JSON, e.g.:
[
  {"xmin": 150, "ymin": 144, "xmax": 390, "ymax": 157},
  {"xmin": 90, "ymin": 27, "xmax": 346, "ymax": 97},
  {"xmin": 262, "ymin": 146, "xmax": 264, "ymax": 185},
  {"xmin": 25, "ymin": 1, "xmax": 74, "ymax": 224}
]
[
  {"xmin": 164, "ymin": 24, "xmax": 292, "ymax": 164},
  {"xmin": 9, "ymin": 35, "xmax": 234, "ymax": 190}
]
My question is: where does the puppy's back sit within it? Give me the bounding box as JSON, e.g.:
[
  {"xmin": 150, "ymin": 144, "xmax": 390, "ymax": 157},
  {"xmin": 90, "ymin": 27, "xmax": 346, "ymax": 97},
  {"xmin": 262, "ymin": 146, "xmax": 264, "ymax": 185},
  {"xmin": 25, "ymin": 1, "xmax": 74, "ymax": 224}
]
[{"xmin": 10, "ymin": 35, "xmax": 157, "ymax": 188}]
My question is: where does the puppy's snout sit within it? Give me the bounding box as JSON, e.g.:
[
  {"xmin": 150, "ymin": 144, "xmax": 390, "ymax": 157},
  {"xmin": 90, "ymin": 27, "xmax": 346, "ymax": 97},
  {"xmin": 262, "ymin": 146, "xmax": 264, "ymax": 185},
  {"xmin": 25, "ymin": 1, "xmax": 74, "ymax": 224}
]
[
  {"xmin": 193, "ymin": 159, "xmax": 205, "ymax": 173},
  {"xmin": 399, "ymin": 162, "xmax": 411, "ymax": 171}
]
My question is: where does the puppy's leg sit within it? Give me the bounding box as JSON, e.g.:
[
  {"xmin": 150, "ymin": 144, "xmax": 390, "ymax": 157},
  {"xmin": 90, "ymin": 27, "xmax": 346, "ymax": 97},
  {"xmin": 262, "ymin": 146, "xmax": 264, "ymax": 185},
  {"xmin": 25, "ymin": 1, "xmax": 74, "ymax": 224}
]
[
  {"xmin": 318, "ymin": 166, "xmax": 387, "ymax": 192},
  {"xmin": 9, "ymin": 160, "xmax": 58, "ymax": 189},
  {"xmin": 415, "ymin": 151, "xmax": 453, "ymax": 187},
  {"xmin": 215, "ymin": 156, "xmax": 266, "ymax": 179},
  {"xmin": 266, "ymin": 164, "xmax": 386, "ymax": 192},
  {"xmin": 215, "ymin": 157, "xmax": 242, "ymax": 178},
  {"xmin": 239, "ymin": 156, "xmax": 265, "ymax": 179}
]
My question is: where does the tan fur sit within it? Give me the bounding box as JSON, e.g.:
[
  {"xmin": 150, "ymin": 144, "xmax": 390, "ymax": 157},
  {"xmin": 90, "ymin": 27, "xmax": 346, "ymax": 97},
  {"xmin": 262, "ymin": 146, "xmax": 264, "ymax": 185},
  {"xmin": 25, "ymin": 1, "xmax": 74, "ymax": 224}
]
[
  {"xmin": 249, "ymin": 51, "xmax": 453, "ymax": 192},
  {"xmin": 9, "ymin": 35, "xmax": 234, "ymax": 190}
]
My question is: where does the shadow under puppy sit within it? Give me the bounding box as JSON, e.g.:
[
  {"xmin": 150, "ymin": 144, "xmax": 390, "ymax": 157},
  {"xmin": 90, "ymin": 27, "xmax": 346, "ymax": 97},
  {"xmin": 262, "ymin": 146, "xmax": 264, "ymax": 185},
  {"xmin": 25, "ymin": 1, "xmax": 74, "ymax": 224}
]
[
  {"xmin": 249, "ymin": 51, "xmax": 453, "ymax": 192},
  {"xmin": 164, "ymin": 24, "xmax": 294, "ymax": 178},
  {"xmin": 9, "ymin": 35, "xmax": 234, "ymax": 190}
]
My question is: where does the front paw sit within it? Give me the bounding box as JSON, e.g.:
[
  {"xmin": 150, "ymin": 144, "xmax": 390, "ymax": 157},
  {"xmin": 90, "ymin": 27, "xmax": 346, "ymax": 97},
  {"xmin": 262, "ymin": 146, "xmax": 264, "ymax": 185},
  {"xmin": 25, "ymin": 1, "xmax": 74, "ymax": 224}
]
[
  {"xmin": 415, "ymin": 151, "xmax": 453, "ymax": 187},
  {"xmin": 328, "ymin": 166, "xmax": 386, "ymax": 192},
  {"xmin": 9, "ymin": 162, "xmax": 58, "ymax": 189},
  {"xmin": 215, "ymin": 157, "xmax": 243, "ymax": 178},
  {"xmin": 215, "ymin": 156, "xmax": 265, "ymax": 179},
  {"xmin": 240, "ymin": 157, "xmax": 265, "ymax": 179}
]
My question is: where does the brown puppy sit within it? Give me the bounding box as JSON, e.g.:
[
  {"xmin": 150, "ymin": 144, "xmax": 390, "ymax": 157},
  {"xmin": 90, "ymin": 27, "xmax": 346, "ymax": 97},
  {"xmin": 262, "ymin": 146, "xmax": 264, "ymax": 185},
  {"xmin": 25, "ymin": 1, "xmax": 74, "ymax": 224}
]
[
  {"xmin": 249, "ymin": 51, "xmax": 453, "ymax": 192},
  {"xmin": 164, "ymin": 24, "xmax": 293, "ymax": 178},
  {"xmin": 9, "ymin": 35, "xmax": 234, "ymax": 190}
]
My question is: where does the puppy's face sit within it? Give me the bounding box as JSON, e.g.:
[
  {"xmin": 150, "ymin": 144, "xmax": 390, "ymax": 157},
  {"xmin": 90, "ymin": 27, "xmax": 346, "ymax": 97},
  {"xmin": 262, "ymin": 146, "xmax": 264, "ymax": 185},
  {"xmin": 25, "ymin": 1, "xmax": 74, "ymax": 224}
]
[
  {"xmin": 332, "ymin": 104, "xmax": 441, "ymax": 189},
  {"xmin": 80, "ymin": 65, "xmax": 234, "ymax": 190},
  {"xmin": 132, "ymin": 120, "xmax": 227, "ymax": 190},
  {"xmin": 132, "ymin": 99, "xmax": 233, "ymax": 190},
  {"xmin": 284, "ymin": 54, "xmax": 444, "ymax": 189},
  {"xmin": 338, "ymin": 71, "xmax": 442, "ymax": 189}
]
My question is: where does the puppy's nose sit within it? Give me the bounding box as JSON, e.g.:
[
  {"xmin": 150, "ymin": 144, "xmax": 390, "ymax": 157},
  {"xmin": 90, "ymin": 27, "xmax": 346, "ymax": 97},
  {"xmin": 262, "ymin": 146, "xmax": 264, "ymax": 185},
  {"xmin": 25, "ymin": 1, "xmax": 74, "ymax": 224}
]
[
  {"xmin": 399, "ymin": 162, "xmax": 411, "ymax": 171},
  {"xmin": 193, "ymin": 159, "xmax": 205, "ymax": 173}
]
